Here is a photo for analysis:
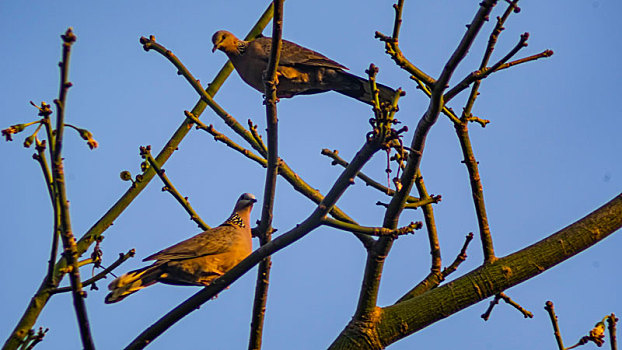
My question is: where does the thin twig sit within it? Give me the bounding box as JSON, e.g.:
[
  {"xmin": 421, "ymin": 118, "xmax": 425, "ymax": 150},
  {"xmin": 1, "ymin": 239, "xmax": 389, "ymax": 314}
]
[
  {"xmin": 49, "ymin": 249, "xmax": 135, "ymax": 295},
  {"xmin": 375, "ymin": 0, "xmax": 435, "ymax": 87},
  {"xmin": 32, "ymin": 139, "xmax": 61, "ymax": 287},
  {"xmin": 455, "ymin": 120, "xmax": 496, "ymax": 262},
  {"xmin": 414, "ymin": 172, "xmax": 441, "ymax": 273},
  {"xmin": 141, "ymin": 145, "xmax": 210, "ymax": 231},
  {"xmin": 498, "ymin": 293, "xmax": 533, "ymax": 318},
  {"xmin": 608, "ymin": 314, "xmax": 618, "ymax": 350},
  {"xmin": 18, "ymin": 327, "xmax": 48, "ymax": 350},
  {"xmin": 322, "ymin": 218, "xmax": 421, "ymax": 237},
  {"xmin": 249, "ymin": 1, "xmax": 284, "ymax": 349},
  {"xmin": 545, "ymin": 301, "xmax": 566, "ymax": 350},
  {"xmin": 186, "ymin": 111, "xmax": 267, "ymax": 167},
  {"xmin": 481, "ymin": 294, "xmax": 502, "ymax": 321},
  {"xmin": 445, "ymin": 32, "xmax": 531, "ymax": 102},
  {"xmin": 396, "ymin": 232, "xmax": 473, "ymax": 302},
  {"xmin": 462, "ymin": 0, "xmax": 521, "ymax": 120},
  {"xmin": 321, "ymin": 148, "xmax": 421, "ymax": 204},
  {"xmin": 441, "ymin": 232, "xmax": 474, "ymax": 278},
  {"xmin": 403, "ymin": 196, "xmax": 442, "ymax": 209},
  {"xmin": 49, "ymin": 28, "xmax": 95, "ymax": 350},
  {"xmin": 481, "ymin": 292, "xmax": 533, "ymax": 320},
  {"xmin": 248, "ymin": 119, "xmax": 268, "ymax": 155}
]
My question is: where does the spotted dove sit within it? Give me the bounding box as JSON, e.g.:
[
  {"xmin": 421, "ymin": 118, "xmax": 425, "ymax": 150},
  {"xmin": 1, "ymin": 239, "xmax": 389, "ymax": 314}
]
[
  {"xmin": 211, "ymin": 30, "xmax": 396, "ymax": 105},
  {"xmin": 105, "ymin": 193, "xmax": 257, "ymax": 303}
]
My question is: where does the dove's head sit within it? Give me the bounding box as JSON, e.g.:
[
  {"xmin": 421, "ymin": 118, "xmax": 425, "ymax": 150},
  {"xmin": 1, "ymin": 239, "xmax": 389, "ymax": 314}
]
[
  {"xmin": 233, "ymin": 193, "xmax": 257, "ymax": 212},
  {"xmin": 212, "ymin": 30, "xmax": 238, "ymax": 53}
]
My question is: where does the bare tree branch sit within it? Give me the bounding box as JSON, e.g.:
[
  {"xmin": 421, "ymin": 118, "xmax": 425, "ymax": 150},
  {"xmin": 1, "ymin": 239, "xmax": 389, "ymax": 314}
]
[
  {"xmin": 141, "ymin": 145, "xmax": 210, "ymax": 231},
  {"xmin": 50, "ymin": 29, "xmax": 95, "ymax": 350},
  {"xmin": 249, "ymin": 1, "xmax": 284, "ymax": 349},
  {"xmin": 49, "ymin": 249, "xmax": 135, "ymax": 295}
]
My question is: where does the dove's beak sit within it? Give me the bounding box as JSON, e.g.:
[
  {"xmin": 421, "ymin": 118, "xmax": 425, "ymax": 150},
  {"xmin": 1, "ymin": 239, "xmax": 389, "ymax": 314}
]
[{"xmin": 211, "ymin": 44, "xmax": 219, "ymax": 53}]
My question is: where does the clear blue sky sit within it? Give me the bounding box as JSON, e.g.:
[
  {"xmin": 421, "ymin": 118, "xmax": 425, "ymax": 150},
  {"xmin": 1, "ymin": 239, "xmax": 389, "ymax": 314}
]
[{"xmin": 1, "ymin": 1, "xmax": 620, "ymax": 349}]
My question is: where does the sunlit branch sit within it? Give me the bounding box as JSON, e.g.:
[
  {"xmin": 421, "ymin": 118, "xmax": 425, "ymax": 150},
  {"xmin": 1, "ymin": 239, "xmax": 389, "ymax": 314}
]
[
  {"xmin": 322, "ymin": 218, "xmax": 421, "ymax": 238},
  {"xmin": 50, "ymin": 28, "xmax": 95, "ymax": 350},
  {"xmin": 49, "ymin": 249, "xmax": 135, "ymax": 295},
  {"xmin": 481, "ymin": 292, "xmax": 533, "ymax": 321},
  {"xmin": 141, "ymin": 145, "xmax": 210, "ymax": 230}
]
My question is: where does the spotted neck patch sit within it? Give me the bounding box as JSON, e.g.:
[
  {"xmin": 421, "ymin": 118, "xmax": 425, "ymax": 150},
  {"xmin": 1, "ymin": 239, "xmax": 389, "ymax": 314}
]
[
  {"xmin": 237, "ymin": 41, "xmax": 248, "ymax": 55},
  {"xmin": 224, "ymin": 212, "xmax": 245, "ymax": 228}
]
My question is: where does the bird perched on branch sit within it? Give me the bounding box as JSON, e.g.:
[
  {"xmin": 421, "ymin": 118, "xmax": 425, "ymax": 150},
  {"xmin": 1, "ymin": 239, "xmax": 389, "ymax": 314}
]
[
  {"xmin": 211, "ymin": 30, "xmax": 396, "ymax": 105},
  {"xmin": 105, "ymin": 193, "xmax": 257, "ymax": 303}
]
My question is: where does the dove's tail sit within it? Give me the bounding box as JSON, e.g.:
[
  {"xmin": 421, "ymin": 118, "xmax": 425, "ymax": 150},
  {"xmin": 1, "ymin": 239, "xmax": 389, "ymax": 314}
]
[
  {"xmin": 105, "ymin": 265, "xmax": 163, "ymax": 304},
  {"xmin": 334, "ymin": 72, "xmax": 397, "ymax": 106}
]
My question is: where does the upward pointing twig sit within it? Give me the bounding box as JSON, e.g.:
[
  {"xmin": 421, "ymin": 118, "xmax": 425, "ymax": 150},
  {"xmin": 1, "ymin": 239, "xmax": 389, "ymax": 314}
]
[
  {"xmin": 249, "ymin": 1, "xmax": 284, "ymax": 349},
  {"xmin": 50, "ymin": 28, "xmax": 96, "ymax": 350}
]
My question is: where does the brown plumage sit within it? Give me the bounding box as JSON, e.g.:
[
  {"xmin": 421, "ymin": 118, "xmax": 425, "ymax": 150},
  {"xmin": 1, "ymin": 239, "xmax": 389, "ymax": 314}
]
[
  {"xmin": 211, "ymin": 30, "xmax": 396, "ymax": 105},
  {"xmin": 105, "ymin": 193, "xmax": 257, "ymax": 304}
]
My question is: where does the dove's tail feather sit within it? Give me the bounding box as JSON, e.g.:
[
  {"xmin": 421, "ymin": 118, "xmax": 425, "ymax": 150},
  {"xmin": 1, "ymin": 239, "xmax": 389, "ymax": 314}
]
[
  {"xmin": 105, "ymin": 265, "xmax": 164, "ymax": 304},
  {"xmin": 334, "ymin": 72, "xmax": 397, "ymax": 106}
]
